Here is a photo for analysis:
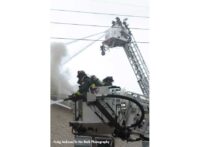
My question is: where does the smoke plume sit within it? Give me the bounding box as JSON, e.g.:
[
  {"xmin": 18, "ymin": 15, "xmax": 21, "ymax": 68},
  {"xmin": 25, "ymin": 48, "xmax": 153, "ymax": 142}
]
[{"xmin": 51, "ymin": 42, "xmax": 74, "ymax": 99}]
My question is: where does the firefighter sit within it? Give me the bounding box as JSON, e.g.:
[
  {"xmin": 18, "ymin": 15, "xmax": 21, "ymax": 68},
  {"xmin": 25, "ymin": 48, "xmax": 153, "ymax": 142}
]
[
  {"xmin": 103, "ymin": 76, "xmax": 114, "ymax": 86},
  {"xmin": 116, "ymin": 17, "xmax": 122, "ymax": 26},
  {"xmin": 100, "ymin": 45, "xmax": 106, "ymax": 56},
  {"xmin": 76, "ymin": 70, "xmax": 91, "ymax": 96},
  {"xmin": 75, "ymin": 71, "xmax": 102, "ymax": 96},
  {"xmin": 90, "ymin": 75, "xmax": 103, "ymax": 87},
  {"xmin": 90, "ymin": 75, "xmax": 103, "ymax": 93}
]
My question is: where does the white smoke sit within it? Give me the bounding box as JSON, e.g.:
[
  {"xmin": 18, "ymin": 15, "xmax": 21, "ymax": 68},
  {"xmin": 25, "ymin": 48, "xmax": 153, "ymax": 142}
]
[{"xmin": 51, "ymin": 42, "xmax": 74, "ymax": 99}]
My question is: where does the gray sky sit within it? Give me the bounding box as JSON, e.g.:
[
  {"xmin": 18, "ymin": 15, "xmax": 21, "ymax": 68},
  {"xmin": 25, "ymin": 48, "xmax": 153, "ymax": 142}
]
[{"xmin": 50, "ymin": 0, "xmax": 149, "ymax": 94}]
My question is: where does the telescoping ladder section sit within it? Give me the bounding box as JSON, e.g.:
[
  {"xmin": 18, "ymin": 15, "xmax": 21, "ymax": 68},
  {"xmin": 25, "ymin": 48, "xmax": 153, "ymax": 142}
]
[{"xmin": 123, "ymin": 36, "xmax": 149, "ymax": 97}]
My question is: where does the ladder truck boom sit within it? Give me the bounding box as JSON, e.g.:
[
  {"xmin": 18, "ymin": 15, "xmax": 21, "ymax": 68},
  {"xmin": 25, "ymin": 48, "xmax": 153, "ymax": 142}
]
[{"xmin": 101, "ymin": 17, "xmax": 149, "ymax": 97}]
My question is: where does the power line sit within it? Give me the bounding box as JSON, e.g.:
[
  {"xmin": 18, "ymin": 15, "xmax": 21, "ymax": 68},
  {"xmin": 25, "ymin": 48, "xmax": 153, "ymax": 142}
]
[
  {"xmin": 63, "ymin": 31, "xmax": 107, "ymax": 45},
  {"xmin": 50, "ymin": 9, "xmax": 149, "ymax": 18},
  {"xmin": 51, "ymin": 37, "xmax": 149, "ymax": 44},
  {"xmin": 51, "ymin": 37, "xmax": 104, "ymax": 42},
  {"xmin": 62, "ymin": 34, "xmax": 105, "ymax": 65},
  {"xmin": 50, "ymin": 22, "xmax": 149, "ymax": 30}
]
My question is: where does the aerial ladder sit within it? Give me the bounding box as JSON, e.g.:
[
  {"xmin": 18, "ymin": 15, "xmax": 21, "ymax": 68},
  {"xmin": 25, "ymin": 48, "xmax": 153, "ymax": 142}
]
[{"xmin": 101, "ymin": 17, "xmax": 149, "ymax": 98}]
